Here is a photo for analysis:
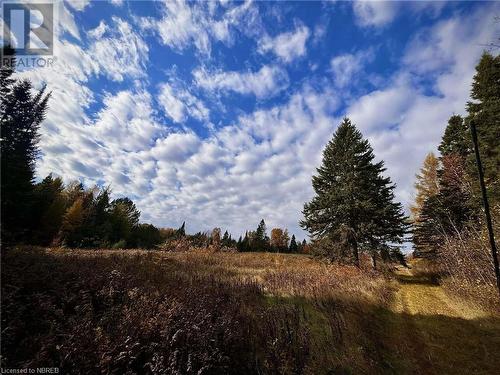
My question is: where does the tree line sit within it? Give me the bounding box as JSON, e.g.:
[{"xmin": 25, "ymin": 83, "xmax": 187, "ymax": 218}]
[
  {"xmin": 1, "ymin": 47, "xmax": 159, "ymax": 248},
  {"xmin": 1, "ymin": 46, "xmax": 307, "ymax": 252},
  {"xmin": 411, "ymin": 52, "xmax": 499, "ymax": 260},
  {"xmin": 161, "ymin": 220, "xmax": 308, "ymax": 253},
  {"xmin": 3, "ymin": 42, "xmax": 497, "ymax": 270},
  {"xmin": 300, "ymin": 52, "xmax": 498, "ymax": 273}
]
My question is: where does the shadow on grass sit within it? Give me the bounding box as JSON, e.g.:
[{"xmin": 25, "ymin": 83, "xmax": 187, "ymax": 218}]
[
  {"xmin": 394, "ymin": 273, "xmax": 440, "ymax": 286},
  {"xmin": 368, "ymin": 305, "xmax": 500, "ymax": 375},
  {"xmin": 1, "ymin": 247, "xmax": 499, "ymax": 375}
]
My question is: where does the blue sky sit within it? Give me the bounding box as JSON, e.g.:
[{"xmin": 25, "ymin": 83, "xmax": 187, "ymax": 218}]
[{"xmin": 6, "ymin": 0, "xmax": 500, "ymax": 239}]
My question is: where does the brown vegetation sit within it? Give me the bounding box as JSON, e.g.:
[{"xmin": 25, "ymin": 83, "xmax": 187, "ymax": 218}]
[
  {"xmin": 2, "ymin": 247, "xmax": 394, "ymax": 374},
  {"xmin": 441, "ymin": 221, "xmax": 500, "ymax": 311}
]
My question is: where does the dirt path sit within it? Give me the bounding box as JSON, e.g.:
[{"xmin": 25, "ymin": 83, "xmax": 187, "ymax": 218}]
[{"xmin": 387, "ymin": 265, "xmax": 500, "ymax": 375}]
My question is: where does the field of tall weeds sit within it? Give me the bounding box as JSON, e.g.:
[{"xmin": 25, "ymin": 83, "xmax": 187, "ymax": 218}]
[{"xmin": 1, "ymin": 247, "xmax": 396, "ymax": 374}]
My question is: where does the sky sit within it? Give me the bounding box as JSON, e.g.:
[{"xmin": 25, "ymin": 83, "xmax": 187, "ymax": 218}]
[{"xmin": 4, "ymin": 0, "xmax": 500, "ymax": 240}]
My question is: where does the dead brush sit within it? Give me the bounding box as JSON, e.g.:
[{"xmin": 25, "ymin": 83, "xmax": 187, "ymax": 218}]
[
  {"xmin": 2, "ymin": 247, "xmax": 394, "ymax": 374},
  {"xmin": 437, "ymin": 224, "xmax": 500, "ymax": 311}
]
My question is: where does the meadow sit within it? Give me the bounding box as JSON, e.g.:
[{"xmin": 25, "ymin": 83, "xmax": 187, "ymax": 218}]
[{"xmin": 2, "ymin": 247, "xmax": 499, "ymax": 374}]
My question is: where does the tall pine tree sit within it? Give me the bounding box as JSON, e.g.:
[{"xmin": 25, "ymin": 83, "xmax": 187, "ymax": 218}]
[
  {"xmin": 466, "ymin": 52, "xmax": 500, "ymax": 207},
  {"xmin": 1, "ymin": 47, "xmax": 50, "ymax": 242},
  {"xmin": 301, "ymin": 118, "xmax": 408, "ymax": 265},
  {"xmin": 289, "ymin": 234, "xmax": 298, "ymax": 253}
]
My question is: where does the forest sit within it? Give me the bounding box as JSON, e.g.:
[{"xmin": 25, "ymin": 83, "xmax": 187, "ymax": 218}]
[{"xmin": 1, "ymin": 30, "xmax": 500, "ymax": 375}]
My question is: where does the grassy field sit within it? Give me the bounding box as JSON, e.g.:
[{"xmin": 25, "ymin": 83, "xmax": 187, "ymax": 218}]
[{"xmin": 1, "ymin": 247, "xmax": 499, "ymax": 374}]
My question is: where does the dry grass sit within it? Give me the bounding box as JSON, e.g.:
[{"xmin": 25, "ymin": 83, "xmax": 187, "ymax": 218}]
[
  {"xmin": 1, "ymin": 246, "xmax": 395, "ymax": 374},
  {"xmin": 3, "ymin": 247, "xmax": 500, "ymax": 374},
  {"xmin": 413, "ymin": 220, "xmax": 500, "ymax": 313}
]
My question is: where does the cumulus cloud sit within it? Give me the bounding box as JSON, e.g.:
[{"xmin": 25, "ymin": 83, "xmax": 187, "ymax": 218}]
[
  {"xmin": 348, "ymin": 5, "xmax": 499, "ymax": 209},
  {"xmin": 330, "ymin": 49, "xmax": 374, "ymax": 88},
  {"xmin": 157, "ymin": 83, "xmax": 209, "ymax": 123},
  {"xmin": 258, "ymin": 25, "xmax": 310, "ymax": 62},
  {"xmin": 24, "ymin": 0, "xmax": 500, "ymax": 241},
  {"xmin": 66, "ymin": 0, "xmax": 91, "ymax": 12},
  {"xmin": 151, "ymin": 133, "xmax": 201, "ymax": 163},
  {"xmin": 193, "ymin": 65, "xmax": 289, "ymax": 98},
  {"xmin": 139, "ymin": 0, "xmax": 262, "ymax": 55},
  {"xmin": 352, "ymin": 1, "xmax": 448, "ymax": 28},
  {"xmin": 138, "ymin": 85, "xmax": 339, "ymax": 236},
  {"xmin": 352, "ymin": 1, "xmax": 398, "ymax": 27},
  {"xmin": 88, "ymin": 17, "xmax": 149, "ymax": 82}
]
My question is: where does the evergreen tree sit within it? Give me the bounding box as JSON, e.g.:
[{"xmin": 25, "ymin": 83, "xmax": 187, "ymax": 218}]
[
  {"xmin": 252, "ymin": 219, "xmax": 270, "ymax": 251},
  {"xmin": 177, "ymin": 221, "xmax": 186, "ymax": 237},
  {"xmin": 32, "ymin": 174, "xmax": 66, "ymax": 245},
  {"xmin": 412, "ymin": 195, "xmax": 443, "ymax": 258},
  {"xmin": 108, "ymin": 197, "xmax": 140, "ymax": 247},
  {"xmin": 301, "ymin": 118, "xmax": 408, "ymax": 265},
  {"xmin": 84, "ymin": 187, "xmax": 112, "ymax": 246},
  {"xmin": 413, "ymin": 116, "xmax": 477, "ymax": 258},
  {"xmin": 289, "ymin": 234, "xmax": 298, "ymax": 253},
  {"xmin": 466, "ymin": 52, "xmax": 500, "ymax": 206},
  {"xmin": 222, "ymin": 230, "xmax": 230, "ymax": 247},
  {"xmin": 1, "ymin": 47, "xmax": 50, "ymax": 242},
  {"xmin": 241, "ymin": 232, "xmax": 250, "ymax": 252},
  {"xmin": 438, "ymin": 115, "xmax": 470, "ymax": 158},
  {"xmin": 131, "ymin": 223, "xmax": 161, "ymax": 249}
]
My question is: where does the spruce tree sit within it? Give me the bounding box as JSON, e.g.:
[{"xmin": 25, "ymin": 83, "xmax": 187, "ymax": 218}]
[
  {"xmin": 1, "ymin": 47, "xmax": 50, "ymax": 242},
  {"xmin": 289, "ymin": 234, "xmax": 298, "ymax": 253},
  {"xmin": 438, "ymin": 115, "xmax": 470, "ymax": 158},
  {"xmin": 176, "ymin": 221, "xmax": 186, "ymax": 237},
  {"xmin": 253, "ymin": 219, "xmax": 269, "ymax": 251},
  {"xmin": 466, "ymin": 52, "xmax": 500, "ymax": 206},
  {"xmin": 222, "ymin": 230, "xmax": 230, "ymax": 247},
  {"xmin": 32, "ymin": 174, "xmax": 66, "ymax": 245},
  {"xmin": 301, "ymin": 118, "xmax": 408, "ymax": 264}
]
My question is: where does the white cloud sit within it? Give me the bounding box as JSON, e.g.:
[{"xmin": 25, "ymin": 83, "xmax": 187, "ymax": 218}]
[
  {"xmin": 139, "ymin": 0, "xmax": 262, "ymax": 55},
  {"xmin": 352, "ymin": 1, "xmax": 448, "ymax": 29},
  {"xmin": 140, "ymin": 0, "xmax": 210, "ymax": 54},
  {"xmin": 151, "ymin": 133, "xmax": 201, "ymax": 163},
  {"xmin": 157, "ymin": 83, "xmax": 209, "ymax": 123},
  {"xmin": 352, "ymin": 1, "xmax": 398, "ymax": 27},
  {"xmin": 66, "ymin": 0, "xmax": 91, "ymax": 12},
  {"xmin": 330, "ymin": 50, "xmax": 374, "ymax": 88},
  {"xmin": 258, "ymin": 25, "xmax": 310, "ymax": 63},
  {"xmin": 136, "ymin": 85, "xmax": 339, "ymax": 236},
  {"xmin": 26, "ymin": 0, "xmax": 500, "ymax": 242},
  {"xmin": 193, "ymin": 65, "xmax": 289, "ymax": 98},
  {"xmin": 89, "ymin": 17, "xmax": 149, "ymax": 82},
  {"xmin": 348, "ymin": 4, "xmax": 500, "ymax": 210}
]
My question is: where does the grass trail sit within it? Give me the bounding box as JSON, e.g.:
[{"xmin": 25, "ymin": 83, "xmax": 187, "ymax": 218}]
[{"xmin": 385, "ymin": 264, "xmax": 500, "ymax": 375}]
